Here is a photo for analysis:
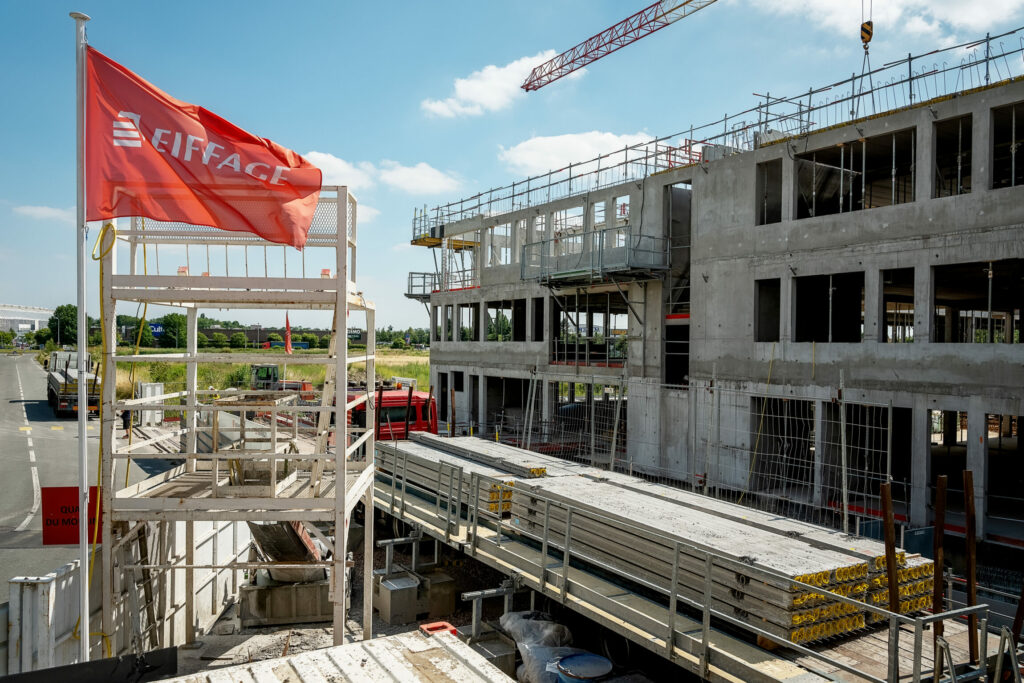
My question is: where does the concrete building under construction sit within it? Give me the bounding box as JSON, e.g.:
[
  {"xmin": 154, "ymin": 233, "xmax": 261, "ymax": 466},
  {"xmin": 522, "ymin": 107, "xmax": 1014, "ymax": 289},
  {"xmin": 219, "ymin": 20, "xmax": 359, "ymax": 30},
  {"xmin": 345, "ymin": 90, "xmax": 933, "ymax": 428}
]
[{"xmin": 408, "ymin": 36, "xmax": 1024, "ymax": 585}]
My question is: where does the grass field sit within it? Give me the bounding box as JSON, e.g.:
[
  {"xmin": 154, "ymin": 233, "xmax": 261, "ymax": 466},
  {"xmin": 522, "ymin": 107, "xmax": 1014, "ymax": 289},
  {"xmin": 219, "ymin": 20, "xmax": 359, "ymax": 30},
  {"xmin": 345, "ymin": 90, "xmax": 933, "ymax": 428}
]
[{"xmin": 107, "ymin": 346, "xmax": 430, "ymax": 398}]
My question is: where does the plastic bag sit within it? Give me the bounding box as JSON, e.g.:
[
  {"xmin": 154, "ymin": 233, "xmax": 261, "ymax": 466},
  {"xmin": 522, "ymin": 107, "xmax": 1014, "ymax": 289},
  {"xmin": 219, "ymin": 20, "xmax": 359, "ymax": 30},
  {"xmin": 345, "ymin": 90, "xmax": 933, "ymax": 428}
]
[
  {"xmin": 500, "ymin": 610, "xmax": 573, "ymax": 647},
  {"xmin": 516, "ymin": 643, "xmax": 587, "ymax": 683}
]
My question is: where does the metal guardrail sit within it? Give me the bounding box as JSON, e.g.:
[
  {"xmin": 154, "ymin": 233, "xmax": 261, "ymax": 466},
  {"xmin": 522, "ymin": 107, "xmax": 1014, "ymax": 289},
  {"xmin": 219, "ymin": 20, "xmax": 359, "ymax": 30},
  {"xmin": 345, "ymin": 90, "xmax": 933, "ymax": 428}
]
[
  {"xmin": 407, "ymin": 272, "xmax": 437, "ymax": 298},
  {"xmin": 521, "ymin": 226, "xmax": 670, "ymax": 281},
  {"xmin": 375, "ymin": 447, "xmax": 996, "ymax": 683},
  {"xmin": 413, "ymin": 26, "xmax": 1024, "ymax": 239}
]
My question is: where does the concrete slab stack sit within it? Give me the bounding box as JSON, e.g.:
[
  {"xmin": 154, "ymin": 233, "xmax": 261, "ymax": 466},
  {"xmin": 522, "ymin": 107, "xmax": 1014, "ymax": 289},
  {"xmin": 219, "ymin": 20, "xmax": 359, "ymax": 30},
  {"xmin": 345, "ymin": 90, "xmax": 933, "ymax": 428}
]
[{"xmin": 376, "ymin": 437, "xmax": 935, "ymax": 644}]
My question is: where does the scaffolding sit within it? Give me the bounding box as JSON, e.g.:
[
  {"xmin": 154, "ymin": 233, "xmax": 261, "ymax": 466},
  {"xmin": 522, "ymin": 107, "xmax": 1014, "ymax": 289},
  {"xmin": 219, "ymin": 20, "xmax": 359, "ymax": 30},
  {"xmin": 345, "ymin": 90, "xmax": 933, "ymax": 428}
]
[{"xmin": 97, "ymin": 186, "xmax": 376, "ymax": 651}]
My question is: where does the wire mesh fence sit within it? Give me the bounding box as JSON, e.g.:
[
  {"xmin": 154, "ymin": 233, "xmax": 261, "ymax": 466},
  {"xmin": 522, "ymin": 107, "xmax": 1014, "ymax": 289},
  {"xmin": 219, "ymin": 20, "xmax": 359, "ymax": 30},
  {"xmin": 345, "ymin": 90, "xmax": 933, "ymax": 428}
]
[{"xmin": 431, "ymin": 379, "xmax": 907, "ymax": 538}]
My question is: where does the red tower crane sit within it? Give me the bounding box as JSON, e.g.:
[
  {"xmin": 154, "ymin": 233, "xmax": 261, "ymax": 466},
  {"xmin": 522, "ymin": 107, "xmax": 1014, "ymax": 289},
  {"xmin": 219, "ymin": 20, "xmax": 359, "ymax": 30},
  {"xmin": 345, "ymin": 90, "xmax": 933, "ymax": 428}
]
[{"xmin": 521, "ymin": 0, "xmax": 719, "ymax": 92}]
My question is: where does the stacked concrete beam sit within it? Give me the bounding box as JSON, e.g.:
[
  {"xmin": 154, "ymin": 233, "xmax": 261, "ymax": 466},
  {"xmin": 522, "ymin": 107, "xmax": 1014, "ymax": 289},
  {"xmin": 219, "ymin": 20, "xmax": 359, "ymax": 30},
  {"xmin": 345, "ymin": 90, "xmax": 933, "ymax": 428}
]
[
  {"xmin": 377, "ymin": 441, "xmax": 519, "ymax": 513},
  {"xmin": 377, "ymin": 437, "xmax": 934, "ymax": 644}
]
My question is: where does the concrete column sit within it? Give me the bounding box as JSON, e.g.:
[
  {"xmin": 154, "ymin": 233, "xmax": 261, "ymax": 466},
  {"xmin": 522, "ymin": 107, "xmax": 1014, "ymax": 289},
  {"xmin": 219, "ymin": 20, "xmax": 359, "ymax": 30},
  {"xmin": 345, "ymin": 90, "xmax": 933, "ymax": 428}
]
[
  {"xmin": 813, "ymin": 399, "xmax": 825, "ymax": 507},
  {"xmin": 478, "ymin": 374, "xmax": 487, "ymax": 426},
  {"xmin": 914, "ymin": 264, "xmax": 932, "ymax": 344},
  {"xmin": 543, "ymin": 294, "xmax": 552, "ymax": 348},
  {"xmin": 909, "ymin": 398, "xmax": 931, "ymax": 527},
  {"xmin": 479, "ymin": 302, "xmax": 487, "ymax": 342},
  {"xmin": 972, "ymin": 105, "xmax": 992, "ymax": 192},
  {"xmin": 966, "ymin": 403, "xmax": 988, "ymax": 537},
  {"xmin": 915, "ymin": 111, "xmax": 935, "ymax": 200},
  {"xmin": 780, "ymin": 273, "xmax": 794, "ymax": 342},
  {"xmin": 864, "ymin": 268, "xmax": 880, "ymax": 343},
  {"xmin": 525, "ymin": 297, "xmax": 534, "ymax": 342},
  {"xmin": 781, "ymin": 154, "xmax": 796, "ymax": 221}
]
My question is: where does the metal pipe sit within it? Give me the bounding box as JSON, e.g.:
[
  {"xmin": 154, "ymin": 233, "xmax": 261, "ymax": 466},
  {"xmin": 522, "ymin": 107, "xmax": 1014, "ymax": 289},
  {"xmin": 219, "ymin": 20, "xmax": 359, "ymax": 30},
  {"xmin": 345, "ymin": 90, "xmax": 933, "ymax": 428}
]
[
  {"xmin": 861, "ymin": 139, "xmax": 866, "ymax": 209},
  {"xmin": 840, "ymin": 146, "xmax": 845, "ymax": 213},
  {"xmin": 891, "ymin": 133, "xmax": 897, "ymax": 206},
  {"xmin": 70, "ymin": 10, "xmax": 91, "ymax": 663},
  {"xmin": 840, "ymin": 370, "xmax": 849, "ymax": 534},
  {"xmin": 988, "ymin": 262, "xmax": 994, "ymax": 342},
  {"xmin": 933, "ymin": 475, "xmax": 947, "ymax": 651},
  {"xmin": 1012, "ymin": 105, "xmax": 1017, "ymax": 188},
  {"xmin": 957, "ymin": 117, "xmax": 964, "ymax": 195},
  {"xmin": 964, "ymin": 468, "xmax": 979, "ymax": 662},
  {"xmin": 812, "ymin": 152, "xmax": 817, "ymax": 216}
]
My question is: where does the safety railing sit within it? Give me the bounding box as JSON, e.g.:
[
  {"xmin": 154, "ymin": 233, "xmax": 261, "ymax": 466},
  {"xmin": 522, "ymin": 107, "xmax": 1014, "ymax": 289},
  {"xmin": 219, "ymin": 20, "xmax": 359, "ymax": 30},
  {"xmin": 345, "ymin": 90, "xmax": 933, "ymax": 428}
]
[
  {"xmin": 373, "ymin": 449, "xmax": 996, "ymax": 683},
  {"xmin": 521, "ymin": 226, "xmax": 670, "ymax": 282},
  {"xmin": 406, "ymin": 272, "xmax": 437, "ymax": 299},
  {"xmin": 413, "ymin": 27, "xmax": 1024, "ymax": 238}
]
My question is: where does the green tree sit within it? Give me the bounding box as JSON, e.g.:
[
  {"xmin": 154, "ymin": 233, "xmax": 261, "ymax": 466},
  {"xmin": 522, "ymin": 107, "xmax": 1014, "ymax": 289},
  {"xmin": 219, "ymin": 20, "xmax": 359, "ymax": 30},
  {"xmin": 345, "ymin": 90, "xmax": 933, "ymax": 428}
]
[
  {"xmin": 229, "ymin": 332, "xmax": 247, "ymax": 348},
  {"xmin": 210, "ymin": 332, "xmax": 228, "ymax": 348},
  {"xmin": 138, "ymin": 323, "xmax": 156, "ymax": 347},
  {"xmin": 0, "ymin": 330, "xmax": 14, "ymax": 347},
  {"xmin": 487, "ymin": 312, "xmax": 511, "ymax": 341},
  {"xmin": 48, "ymin": 304, "xmax": 78, "ymax": 345},
  {"xmin": 301, "ymin": 333, "xmax": 319, "ymax": 347},
  {"xmin": 158, "ymin": 313, "xmax": 187, "ymax": 348},
  {"xmin": 319, "ymin": 335, "xmax": 331, "ymax": 349},
  {"xmin": 34, "ymin": 327, "xmax": 52, "ymax": 347},
  {"xmin": 267, "ymin": 332, "xmax": 283, "ymax": 343},
  {"xmin": 197, "ymin": 332, "xmax": 209, "ymax": 348},
  {"xmin": 88, "ymin": 330, "xmax": 103, "ymax": 346},
  {"xmin": 390, "ymin": 338, "xmax": 407, "ymax": 349}
]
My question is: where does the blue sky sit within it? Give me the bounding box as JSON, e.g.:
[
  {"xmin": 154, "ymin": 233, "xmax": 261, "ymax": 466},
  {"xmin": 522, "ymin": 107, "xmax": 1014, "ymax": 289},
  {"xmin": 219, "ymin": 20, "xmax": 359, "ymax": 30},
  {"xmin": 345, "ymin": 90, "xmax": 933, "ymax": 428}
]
[{"xmin": 1, "ymin": 1, "xmax": 1022, "ymax": 330}]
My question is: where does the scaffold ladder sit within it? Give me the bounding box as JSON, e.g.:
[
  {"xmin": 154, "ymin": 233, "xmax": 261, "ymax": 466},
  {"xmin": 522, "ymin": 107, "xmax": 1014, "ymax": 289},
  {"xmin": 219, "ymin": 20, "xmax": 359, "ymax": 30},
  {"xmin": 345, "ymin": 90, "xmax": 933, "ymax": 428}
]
[{"xmin": 312, "ymin": 308, "xmax": 339, "ymax": 496}]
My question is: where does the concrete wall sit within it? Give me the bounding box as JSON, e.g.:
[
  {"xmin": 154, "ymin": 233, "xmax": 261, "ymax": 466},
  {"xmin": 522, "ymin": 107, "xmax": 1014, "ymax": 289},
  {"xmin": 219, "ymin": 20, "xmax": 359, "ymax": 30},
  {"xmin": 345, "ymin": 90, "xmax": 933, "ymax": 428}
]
[{"xmin": 422, "ymin": 78, "xmax": 1024, "ymax": 536}]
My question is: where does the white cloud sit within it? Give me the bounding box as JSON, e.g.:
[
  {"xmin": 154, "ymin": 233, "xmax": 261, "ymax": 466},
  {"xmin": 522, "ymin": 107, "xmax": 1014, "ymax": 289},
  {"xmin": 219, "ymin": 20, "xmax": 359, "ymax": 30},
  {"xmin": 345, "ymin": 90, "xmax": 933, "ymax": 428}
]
[
  {"xmin": 304, "ymin": 151, "xmax": 376, "ymax": 191},
  {"xmin": 14, "ymin": 205, "xmax": 75, "ymax": 225},
  {"xmin": 421, "ymin": 50, "xmax": 584, "ymax": 118},
  {"xmin": 379, "ymin": 161, "xmax": 460, "ymax": 195},
  {"xmin": 358, "ymin": 205, "xmax": 380, "ymax": 223},
  {"xmin": 742, "ymin": 0, "xmax": 1024, "ymax": 39},
  {"xmin": 498, "ymin": 131, "xmax": 653, "ymax": 176}
]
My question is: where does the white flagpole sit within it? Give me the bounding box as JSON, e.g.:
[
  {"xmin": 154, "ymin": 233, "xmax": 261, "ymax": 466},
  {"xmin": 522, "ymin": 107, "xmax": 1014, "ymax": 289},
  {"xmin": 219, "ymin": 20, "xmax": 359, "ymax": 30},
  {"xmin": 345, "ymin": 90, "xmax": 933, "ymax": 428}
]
[{"xmin": 70, "ymin": 10, "xmax": 91, "ymax": 663}]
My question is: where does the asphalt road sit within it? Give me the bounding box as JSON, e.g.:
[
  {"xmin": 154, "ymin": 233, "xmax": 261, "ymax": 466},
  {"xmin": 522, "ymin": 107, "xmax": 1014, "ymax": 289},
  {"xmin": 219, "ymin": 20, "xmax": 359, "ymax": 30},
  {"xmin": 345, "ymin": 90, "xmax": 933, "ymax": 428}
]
[{"xmin": 0, "ymin": 352, "xmax": 148, "ymax": 602}]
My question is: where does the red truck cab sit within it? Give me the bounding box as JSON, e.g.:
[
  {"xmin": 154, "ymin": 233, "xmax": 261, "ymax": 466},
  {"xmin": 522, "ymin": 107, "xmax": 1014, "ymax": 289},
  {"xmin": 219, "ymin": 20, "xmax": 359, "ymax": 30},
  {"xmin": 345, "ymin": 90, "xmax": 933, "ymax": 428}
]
[{"xmin": 347, "ymin": 389, "xmax": 437, "ymax": 440}]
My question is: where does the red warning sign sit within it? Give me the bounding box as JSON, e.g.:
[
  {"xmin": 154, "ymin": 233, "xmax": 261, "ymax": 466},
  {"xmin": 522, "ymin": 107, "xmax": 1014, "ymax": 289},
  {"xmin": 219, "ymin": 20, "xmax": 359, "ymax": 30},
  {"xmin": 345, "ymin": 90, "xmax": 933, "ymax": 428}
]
[{"xmin": 41, "ymin": 487, "xmax": 102, "ymax": 546}]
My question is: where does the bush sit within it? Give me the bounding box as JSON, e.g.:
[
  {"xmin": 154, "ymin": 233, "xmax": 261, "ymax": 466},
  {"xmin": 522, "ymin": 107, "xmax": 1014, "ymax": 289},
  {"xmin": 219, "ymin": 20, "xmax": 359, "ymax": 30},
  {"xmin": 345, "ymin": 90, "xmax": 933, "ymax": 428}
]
[
  {"xmin": 226, "ymin": 364, "xmax": 251, "ymax": 388},
  {"xmin": 197, "ymin": 332, "xmax": 209, "ymax": 348},
  {"xmin": 319, "ymin": 335, "xmax": 331, "ymax": 349},
  {"xmin": 267, "ymin": 333, "xmax": 283, "ymax": 343},
  {"xmin": 301, "ymin": 333, "xmax": 319, "ymax": 347},
  {"xmin": 390, "ymin": 339, "xmax": 407, "ymax": 349},
  {"xmin": 210, "ymin": 332, "xmax": 228, "ymax": 348},
  {"xmin": 229, "ymin": 332, "xmax": 247, "ymax": 348}
]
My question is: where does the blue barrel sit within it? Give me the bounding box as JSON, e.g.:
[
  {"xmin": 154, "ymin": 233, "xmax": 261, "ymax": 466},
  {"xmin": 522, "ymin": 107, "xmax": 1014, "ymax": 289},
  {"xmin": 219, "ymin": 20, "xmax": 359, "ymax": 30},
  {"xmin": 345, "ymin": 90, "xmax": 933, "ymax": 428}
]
[{"xmin": 556, "ymin": 653, "xmax": 613, "ymax": 682}]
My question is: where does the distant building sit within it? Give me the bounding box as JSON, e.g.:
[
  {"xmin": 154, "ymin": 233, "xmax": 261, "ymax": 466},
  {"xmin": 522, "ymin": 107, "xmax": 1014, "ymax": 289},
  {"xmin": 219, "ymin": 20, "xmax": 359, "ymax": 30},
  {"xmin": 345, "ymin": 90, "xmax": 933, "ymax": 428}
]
[{"xmin": 0, "ymin": 304, "xmax": 52, "ymax": 333}]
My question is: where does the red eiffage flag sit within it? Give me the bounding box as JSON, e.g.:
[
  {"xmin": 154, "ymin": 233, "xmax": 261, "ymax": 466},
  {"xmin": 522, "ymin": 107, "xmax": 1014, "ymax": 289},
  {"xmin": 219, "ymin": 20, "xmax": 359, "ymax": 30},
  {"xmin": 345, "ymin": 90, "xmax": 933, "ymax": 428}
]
[
  {"xmin": 85, "ymin": 48, "xmax": 322, "ymax": 249},
  {"xmin": 285, "ymin": 312, "xmax": 293, "ymax": 355}
]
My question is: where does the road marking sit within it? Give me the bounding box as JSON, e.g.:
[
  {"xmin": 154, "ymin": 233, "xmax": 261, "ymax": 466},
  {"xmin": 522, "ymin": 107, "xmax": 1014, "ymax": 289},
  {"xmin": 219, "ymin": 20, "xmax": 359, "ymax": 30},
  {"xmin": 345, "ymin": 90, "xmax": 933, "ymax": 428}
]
[
  {"xmin": 51, "ymin": 426, "xmax": 63, "ymax": 431},
  {"xmin": 26, "ymin": 437, "xmax": 33, "ymax": 447},
  {"xmin": 19, "ymin": 426, "xmax": 31, "ymax": 432},
  {"xmin": 28, "ymin": 450, "xmax": 35, "ymax": 463},
  {"xmin": 14, "ymin": 467, "xmax": 40, "ymax": 532}
]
